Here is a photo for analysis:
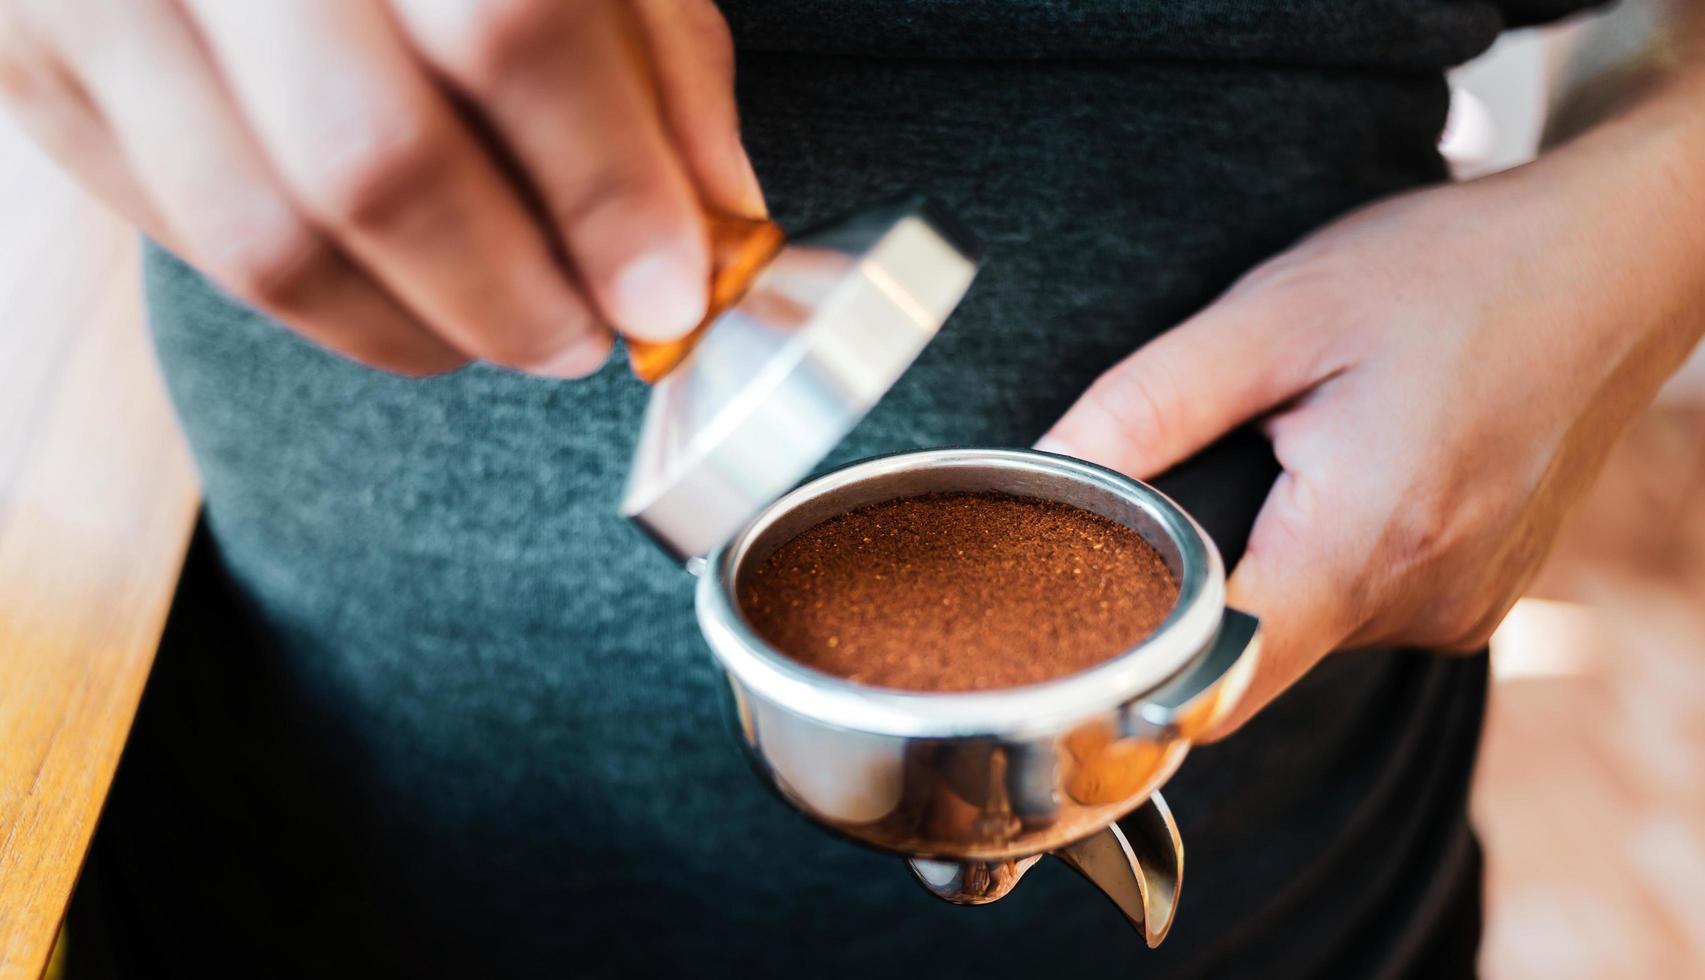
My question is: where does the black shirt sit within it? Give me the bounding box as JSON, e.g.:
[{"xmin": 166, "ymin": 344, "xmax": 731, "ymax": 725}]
[{"xmin": 77, "ymin": 1, "xmax": 1600, "ymax": 977}]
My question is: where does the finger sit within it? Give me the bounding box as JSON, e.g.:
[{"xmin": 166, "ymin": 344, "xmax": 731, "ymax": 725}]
[
  {"xmin": 631, "ymin": 0, "xmax": 765, "ymax": 218},
  {"xmin": 1036, "ymin": 285, "xmax": 1334, "ymax": 479},
  {"xmin": 55, "ymin": 0, "xmax": 465, "ymax": 375},
  {"xmin": 0, "ymin": 28, "xmax": 173, "ymax": 244},
  {"xmin": 389, "ymin": 0, "xmax": 712, "ymax": 343},
  {"xmin": 1200, "ymin": 468, "xmax": 1369, "ymax": 740},
  {"xmin": 183, "ymin": 0, "xmax": 610, "ymax": 376}
]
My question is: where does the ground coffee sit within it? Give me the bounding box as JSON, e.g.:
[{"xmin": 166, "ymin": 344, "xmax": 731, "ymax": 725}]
[{"xmin": 739, "ymin": 491, "xmax": 1178, "ymax": 692}]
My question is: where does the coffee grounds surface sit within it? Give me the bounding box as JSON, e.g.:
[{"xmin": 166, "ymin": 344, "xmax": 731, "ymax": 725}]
[{"xmin": 738, "ymin": 492, "xmax": 1179, "ymax": 692}]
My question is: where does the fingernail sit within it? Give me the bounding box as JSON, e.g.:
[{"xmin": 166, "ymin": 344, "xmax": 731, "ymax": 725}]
[
  {"xmin": 734, "ymin": 151, "xmax": 767, "ymax": 218},
  {"xmin": 607, "ymin": 244, "xmax": 708, "ymax": 343},
  {"xmin": 525, "ymin": 331, "xmax": 612, "ymax": 379},
  {"xmin": 1034, "ymin": 434, "xmax": 1073, "ymax": 457}
]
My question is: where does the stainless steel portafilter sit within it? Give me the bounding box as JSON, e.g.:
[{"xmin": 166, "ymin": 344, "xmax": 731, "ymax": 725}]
[
  {"xmin": 696, "ymin": 449, "xmax": 1262, "ymax": 945},
  {"xmin": 615, "ymin": 198, "xmax": 1261, "ymax": 944}
]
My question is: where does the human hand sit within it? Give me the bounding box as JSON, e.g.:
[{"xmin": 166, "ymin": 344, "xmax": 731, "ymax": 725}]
[
  {"xmin": 0, "ymin": 0, "xmax": 760, "ymax": 376},
  {"xmin": 1039, "ymin": 159, "xmax": 1705, "ymax": 737}
]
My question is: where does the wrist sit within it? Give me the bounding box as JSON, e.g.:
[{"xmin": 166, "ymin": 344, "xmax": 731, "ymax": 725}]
[
  {"xmin": 1525, "ymin": 65, "xmax": 1705, "ymax": 359},
  {"xmin": 1442, "ymin": 70, "xmax": 1704, "ymax": 411}
]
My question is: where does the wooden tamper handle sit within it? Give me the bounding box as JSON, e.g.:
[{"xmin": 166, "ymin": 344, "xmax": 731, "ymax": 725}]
[{"xmin": 626, "ymin": 211, "xmax": 786, "ymax": 383}]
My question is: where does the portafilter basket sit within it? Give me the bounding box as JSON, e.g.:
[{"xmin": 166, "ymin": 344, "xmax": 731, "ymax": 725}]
[{"xmin": 695, "ymin": 448, "xmax": 1262, "ymax": 946}]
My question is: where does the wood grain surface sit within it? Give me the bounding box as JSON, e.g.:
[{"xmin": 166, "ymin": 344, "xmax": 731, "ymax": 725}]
[{"xmin": 0, "ymin": 118, "xmax": 199, "ymax": 978}]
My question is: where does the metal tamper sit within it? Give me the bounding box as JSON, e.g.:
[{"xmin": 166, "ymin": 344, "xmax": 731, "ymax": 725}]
[{"xmin": 620, "ymin": 196, "xmax": 980, "ymax": 567}]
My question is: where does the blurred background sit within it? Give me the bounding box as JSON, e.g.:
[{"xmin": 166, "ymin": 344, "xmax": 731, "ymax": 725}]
[
  {"xmin": 0, "ymin": 5, "xmax": 1700, "ymax": 979},
  {"xmin": 1448, "ymin": 12, "xmax": 1705, "ymax": 977}
]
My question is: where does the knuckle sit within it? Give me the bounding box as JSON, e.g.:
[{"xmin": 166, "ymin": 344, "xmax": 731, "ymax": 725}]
[
  {"xmin": 1379, "ymin": 484, "xmax": 1457, "ymax": 576},
  {"xmin": 1228, "ymin": 252, "xmax": 1355, "ymax": 348},
  {"xmin": 209, "ymin": 214, "xmax": 330, "ymax": 308},
  {"xmin": 0, "ymin": 18, "xmax": 49, "ymax": 103},
  {"xmin": 1411, "ymin": 591, "xmax": 1497, "ymax": 652},
  {"xmin": 549, "ymin": 163, "xmax": 655, "ymax": 230},
  {"xmin": 454, "ymin": 0, "xmax": 571, "ymax": 83},
  {"xmin": 1088, "ymin": 358, "xmax": 1179, "ymax": 460},
  {"xmin": 1379, "ymin": 477, "xmax": 1500, "ymax": 586},
  {"xmin": 0, "ymin": 57, "xmax": 30, "ymax": 106},
  {"xmin": 1230, "ymin": 250, "xmax": 1332, "ymax": 307},
  {"xmin": 298, "ymin": 114, "xmax": 448, "ymax": 230},
  {"xmin": 1384, "ymin": 517, "xmax": 1443, "ymax": 578},
  {"xmin": 1268, "ymin": 476, "xmax": 1324, "ymax": 553}
]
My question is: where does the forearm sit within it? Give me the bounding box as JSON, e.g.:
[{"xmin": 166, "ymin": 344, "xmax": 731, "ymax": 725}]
[
  {"xmin": 1041, "ymin": 7, "xmax": 1705, "ymax": 735},
  {"xmin": 1494, "ymin": 26, "xmax": 1705, "ymax": 393}
]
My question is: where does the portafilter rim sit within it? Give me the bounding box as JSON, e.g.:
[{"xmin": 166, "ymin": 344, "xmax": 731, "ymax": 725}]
[{"xmin": 696, "ymin": 448, "xmax": 1226, "ymax": 740}]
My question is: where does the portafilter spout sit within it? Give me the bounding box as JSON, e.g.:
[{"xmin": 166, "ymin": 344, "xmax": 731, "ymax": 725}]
[
  {"xmin": 895, "ymin": 608, "xmax": 1261, "ymax": 945},
  {"xmin": 908, "ymin": 793, "xmax": 1183, "ymax": 949}
]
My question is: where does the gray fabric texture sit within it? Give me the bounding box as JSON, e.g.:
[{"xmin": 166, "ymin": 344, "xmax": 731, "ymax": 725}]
[
  {"xmin": 80, "ymin": 1, "xmax": 1598, "ymax": 977},
  {"xmin": 716, "ymin": 0, "xmax": 1599, "ymax": 61}
]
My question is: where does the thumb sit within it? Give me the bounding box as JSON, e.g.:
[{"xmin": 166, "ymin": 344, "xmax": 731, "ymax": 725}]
[
  {"xmin": 1199, "ymin": 470, "xmax": 1367, "ymax": 740},
  {"xmin": 1035, "ymin": 290, "xmax": 1324, "ymax": 479}
]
